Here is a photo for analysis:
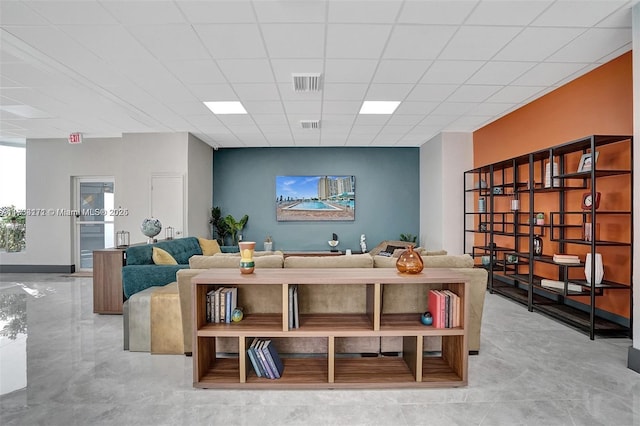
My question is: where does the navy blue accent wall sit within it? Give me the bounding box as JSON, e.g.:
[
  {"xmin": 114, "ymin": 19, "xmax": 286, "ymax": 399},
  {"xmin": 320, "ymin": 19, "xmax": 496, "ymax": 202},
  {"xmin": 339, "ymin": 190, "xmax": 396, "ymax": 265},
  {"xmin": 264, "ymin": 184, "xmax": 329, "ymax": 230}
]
[{"xmin": 213, "ymin": 147, "xmax": 419, "ymax": 252}]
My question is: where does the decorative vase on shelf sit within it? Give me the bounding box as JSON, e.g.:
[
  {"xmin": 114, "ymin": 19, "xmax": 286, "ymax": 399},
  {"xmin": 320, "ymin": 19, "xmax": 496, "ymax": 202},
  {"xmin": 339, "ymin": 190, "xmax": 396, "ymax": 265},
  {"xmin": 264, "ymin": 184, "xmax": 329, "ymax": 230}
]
[
  {"xmin": 141, "ymin": 218, "xmax": 162, "ymax": 244},
  {"xmin": 533, "ymin": 234, "xmax": 543, "ymax": 256},
  {"xmin": 238, "ymin": 241, "xmax": 256, "ymax": 274},
  {"xmin": 396, "ymin": 245, "xmax": 424, "ymax": 274},
  {"xmin": 584, "ymin": 252, "xmax": 604, "ymax": 285}
]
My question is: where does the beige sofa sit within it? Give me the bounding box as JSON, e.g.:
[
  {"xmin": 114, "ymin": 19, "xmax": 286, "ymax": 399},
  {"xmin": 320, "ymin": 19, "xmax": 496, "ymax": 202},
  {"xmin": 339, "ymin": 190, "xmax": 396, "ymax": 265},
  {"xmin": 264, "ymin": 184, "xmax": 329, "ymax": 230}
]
[{"xmin": 176, "ymin": 251, "xmax": 487, "ymax": 355}]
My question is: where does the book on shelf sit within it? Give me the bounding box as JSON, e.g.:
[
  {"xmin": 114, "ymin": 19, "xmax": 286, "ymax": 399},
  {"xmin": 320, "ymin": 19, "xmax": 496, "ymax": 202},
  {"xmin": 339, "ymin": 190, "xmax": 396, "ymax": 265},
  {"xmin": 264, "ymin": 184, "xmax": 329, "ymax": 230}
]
[
  {"xmin": 293, "ymin": 285, "xmax": 299, "ymax": 329},
  {"xmin": 288, "ymin": 285, "xmax": 294, "ymax": 330},
  {"xmin": 247, "ymin": 338, "xmax": 263, "ymax": 378},
  {"xmin": 427, "ymin": 289, "xmax": 461, "ymax": 328},
  {"xmin": 261, "ymin": 340, "xmax": 284, "ymax": 379},
  {"xmin": 246, "ymin": 338, "xmax": 285, "ymax": 379},
  {"xmin": 552, "ymin": 254, "xmax": 580, "ymax": 264},
  {"xmin": 541, "ymin": 279, "xmax": 583, "ymax": 292}
]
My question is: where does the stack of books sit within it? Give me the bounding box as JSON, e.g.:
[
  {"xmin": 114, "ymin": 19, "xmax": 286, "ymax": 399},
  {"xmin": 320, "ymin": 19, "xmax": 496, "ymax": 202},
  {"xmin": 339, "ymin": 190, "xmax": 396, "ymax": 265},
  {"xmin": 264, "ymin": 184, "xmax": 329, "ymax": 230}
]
[
  {"xmin": 541, "ymin": 279, "xmax": 583, "ymax": 292},
  {"xmin": 206, "ymin": 287, "xmax": 237, "ymax": 323},
  {"xmin": 427, "ymin": 289, "xmax": 461, "ymax": 328},
  {"xmin": 247, "ymin": 338, "xmax": 285, "ymax": 379},
  {"xmin": 553, "ymin": 254, "xmax": 580, "ymax": 264},
  {"xmin": 288, "ymin": 284, "xmax": 299, "ymax": 329}
]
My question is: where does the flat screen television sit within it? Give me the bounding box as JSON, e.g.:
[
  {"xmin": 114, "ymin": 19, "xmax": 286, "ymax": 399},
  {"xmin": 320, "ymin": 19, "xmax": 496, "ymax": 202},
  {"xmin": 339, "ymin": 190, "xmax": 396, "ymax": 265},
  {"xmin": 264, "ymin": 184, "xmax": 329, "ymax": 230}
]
[{"xmin": 276, "ymin": 175, "xmax": 355, "ymax": 221}]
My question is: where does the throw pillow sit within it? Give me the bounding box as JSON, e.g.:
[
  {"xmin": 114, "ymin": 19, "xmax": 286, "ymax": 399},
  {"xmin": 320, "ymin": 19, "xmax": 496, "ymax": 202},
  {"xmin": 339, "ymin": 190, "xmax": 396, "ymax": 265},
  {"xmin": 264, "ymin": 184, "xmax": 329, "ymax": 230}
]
[
  {"xmin": 198, "ymin": 237, "xmax": 221, "ymax": 256},
  {"xmin": 152, "ymin": 247, "xmax": 178, "ymax": 265}
]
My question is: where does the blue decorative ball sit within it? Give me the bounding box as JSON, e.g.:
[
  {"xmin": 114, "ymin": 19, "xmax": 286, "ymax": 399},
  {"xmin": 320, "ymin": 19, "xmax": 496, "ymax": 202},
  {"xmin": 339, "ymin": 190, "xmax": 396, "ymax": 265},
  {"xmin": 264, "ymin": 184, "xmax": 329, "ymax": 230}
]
[
  {"xmin": 232, "ymin": 307, "xmax": 244, "ymax": 322},
  {"xmin": 420, "ymin": 311, "xmax": 433, "ymax": 326}
]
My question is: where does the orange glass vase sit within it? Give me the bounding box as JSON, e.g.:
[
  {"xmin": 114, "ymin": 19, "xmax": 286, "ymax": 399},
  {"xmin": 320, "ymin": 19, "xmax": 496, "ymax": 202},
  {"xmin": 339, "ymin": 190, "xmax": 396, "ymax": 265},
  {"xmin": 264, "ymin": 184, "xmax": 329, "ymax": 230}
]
[{"xmin": 396, "ymin": 245, "xmax": 424, "ymax": 274}]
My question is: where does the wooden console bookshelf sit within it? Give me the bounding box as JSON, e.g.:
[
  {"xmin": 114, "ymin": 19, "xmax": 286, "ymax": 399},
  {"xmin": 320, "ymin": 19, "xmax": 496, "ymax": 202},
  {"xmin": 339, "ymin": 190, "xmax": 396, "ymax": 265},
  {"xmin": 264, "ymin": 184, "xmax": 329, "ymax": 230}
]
[
  {"xmin": 192, "ymin": 268, "xmax": 469, "ymax": 389},
  {"xmin": 93, "ymin": 248, "xmax": 126, "ymax": 314}
]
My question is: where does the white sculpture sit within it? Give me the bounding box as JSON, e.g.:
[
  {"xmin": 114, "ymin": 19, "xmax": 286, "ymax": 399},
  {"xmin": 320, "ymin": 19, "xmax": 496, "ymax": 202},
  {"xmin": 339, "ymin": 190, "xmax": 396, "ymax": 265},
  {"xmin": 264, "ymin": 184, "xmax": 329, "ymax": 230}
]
[{"xmin": 360, "ymin": 234, "xmax": 367, "ymax": 253}]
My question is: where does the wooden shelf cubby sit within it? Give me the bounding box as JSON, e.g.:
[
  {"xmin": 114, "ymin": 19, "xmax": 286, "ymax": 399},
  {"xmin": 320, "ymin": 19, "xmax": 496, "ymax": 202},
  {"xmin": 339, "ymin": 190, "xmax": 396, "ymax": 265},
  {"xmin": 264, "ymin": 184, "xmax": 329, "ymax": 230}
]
[{"xmin": 192, "ymin": 268, "xmax": 469, "ymax": 389}]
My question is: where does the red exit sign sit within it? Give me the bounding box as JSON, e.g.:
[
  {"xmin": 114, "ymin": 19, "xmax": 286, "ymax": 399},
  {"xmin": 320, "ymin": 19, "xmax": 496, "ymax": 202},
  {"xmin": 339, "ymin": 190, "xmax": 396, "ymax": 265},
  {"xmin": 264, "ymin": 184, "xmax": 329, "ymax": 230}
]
[{"xmin": 68, "ymin": 132, "xmax": 83, "ymax": 144}]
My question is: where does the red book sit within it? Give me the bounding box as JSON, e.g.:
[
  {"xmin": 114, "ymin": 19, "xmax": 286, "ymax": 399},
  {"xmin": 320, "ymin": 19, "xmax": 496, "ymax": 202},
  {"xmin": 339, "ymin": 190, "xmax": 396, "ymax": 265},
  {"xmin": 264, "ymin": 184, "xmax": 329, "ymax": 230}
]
[{"xmin": 427, "ymin": 290, "xmax": 441, "ymax": 328}]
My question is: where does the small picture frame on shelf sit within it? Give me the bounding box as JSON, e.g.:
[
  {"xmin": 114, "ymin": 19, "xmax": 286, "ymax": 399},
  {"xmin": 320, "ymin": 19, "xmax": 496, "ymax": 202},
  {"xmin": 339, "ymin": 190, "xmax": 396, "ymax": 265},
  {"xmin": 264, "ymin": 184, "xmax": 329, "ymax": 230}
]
[{"xmin": 577, "ymin": 151, "xmax": 599, "ymax": 172}]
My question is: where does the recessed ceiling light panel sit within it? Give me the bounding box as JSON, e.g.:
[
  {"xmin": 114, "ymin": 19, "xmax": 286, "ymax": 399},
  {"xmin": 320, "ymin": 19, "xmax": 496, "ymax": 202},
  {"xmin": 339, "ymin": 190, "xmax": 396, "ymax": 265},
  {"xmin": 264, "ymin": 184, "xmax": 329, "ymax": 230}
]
[
  {"xmin": 203, "ymin": 101, "xmax": 247, "ymax": 114},
  {"xmin": 359, "ymin": 101, "xmax": 401, "ymax": 115}
]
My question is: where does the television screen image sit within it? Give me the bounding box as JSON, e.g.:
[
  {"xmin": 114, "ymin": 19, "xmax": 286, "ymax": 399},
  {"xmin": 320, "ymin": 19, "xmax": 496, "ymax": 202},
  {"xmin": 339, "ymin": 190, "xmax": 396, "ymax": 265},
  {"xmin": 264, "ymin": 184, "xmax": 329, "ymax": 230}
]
[{"xmin": 276, "ymin": 175, "xmax": 355, "ymax": 221}]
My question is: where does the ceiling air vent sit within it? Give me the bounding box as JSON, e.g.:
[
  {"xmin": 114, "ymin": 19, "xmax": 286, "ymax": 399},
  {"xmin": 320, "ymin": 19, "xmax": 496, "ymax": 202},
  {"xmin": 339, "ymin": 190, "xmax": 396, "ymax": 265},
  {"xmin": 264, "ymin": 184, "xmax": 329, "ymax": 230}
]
[
  {"xmin": 300, "ymin": 120, "xmax": 320, "ymax": 129},
  {"xmin": 292, "ymin": 73, "xmax": 322, "ymax": 92}
]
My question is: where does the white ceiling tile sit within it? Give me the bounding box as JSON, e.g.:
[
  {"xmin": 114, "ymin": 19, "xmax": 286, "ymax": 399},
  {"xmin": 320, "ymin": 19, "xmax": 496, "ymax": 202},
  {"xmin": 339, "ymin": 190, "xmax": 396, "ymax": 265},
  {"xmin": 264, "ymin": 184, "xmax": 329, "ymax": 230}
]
[
  {"xmin": 128, "ymin": 25, "xmax": 210, "ymax": 60},
  {"xmin": 257, "ymin": 124, "xmax": 291, "ymax": 133},
  {"xmin": 468, "ymin": 103, "xmax": 517, "ymax": 117},
  {"xmin": 354, "ymin": 115, "xmax": 390, "ymax": 126},
  {"xmin": 324, "ymin": 59, "xmax": 378, "ymax": 83},
  {"xmin": 494, "ymin": 27, "xmax": 584, "ymax": 62},
  {"xmin": 548, "ymin": 28, "xmax": 632, "ymax": 63},
  {"xmin": 189, "ymin": 84, "xmax": 238, "ymax": 101},
  {"xmin": 322, "ymin": 101, "xmax": 362, "ymax": 115},
  {"xmin": 176, "ymin": 1, "xmax": 256, "ymax": 24},
  {"xmin": 261, "ymin": 24, "xmax": 325, "ymax": 58},
  {"xmin": 384, "ymin": 25, "xmax": 457, "ymax": 59},
  {"xmin": 465, "ymin": 1, "xmax": 551, "ymax": 26},
  {"xmin": 215, "ymin": 115, "xmax": 255, "ymax": 126},
  {"xmin": 0, "ymin": 1, "xmax": 49, "ymax": 25},
  {"xmin": 101, "ymin": 1, "xmax": 186, "ymax": 24},
  {"xmin": 385, "ymin": 114, "xmax": 425, "ymax": 126},
  {"xmin": 532, "ymin": 1, "xmax": 627, "ymax": 27},
  {"xmin": 167, "ymin": 102, "xmax": 211, "ymax": 116},
  {"xmin": 394, "ymin": 101, "xmax": 438, "ymax": 115},
  {"xmin": 270, "ymin": 59, "xmax": 324, "ymax": 83},
  {"xmin": 415, "ymin": 115, "xmax": 457, "ymax": 127},
  {"xmin": 253, "ymin": 1, "xmax": 327, "ymax": 23},
  {"xmin": 512, "ymin": 62, "xmax": 589, "ymax": 86},
  {"xmin": 378, "ymin": 126, "xmax": 409, "ymax": 136},
  {"xmin": 184, "ymin": 114, "xmax": 225, "ymax": 129},
  {"xmin": 485, "ymin": 85, "xmax": 547, "ymax": 103},
  {"xmin": 596, "ymin": 43, "xmax": 632, "ymax": 64},
  {"xmin": 26, "ymin": 1, "xmax": 119, "ymax": 25},
  {"xmin": 398, "ymin": 1, "xmax": 477, "ymax": 24},
  {"xmin": 447, "ymin": 115, "xmax": 493, "ymax": 130},
  {"xmin": 323, "ymin": 84, "xmax": 369, "ymax": 101},
  {"xmin": 420, "ymin": 60, "xmax": 484, "ymax": 84},
  {"xmin": 283, "ymin": 101, "xmax": 322, "ymax": 115},
  {"xmin": 596, "ymin": 6, "xmax": 632, "ymax": 28},
  {"xmin": 243, "ymin": 101, "xmax": 285, "ymax": 115},
  {"xmin": 466, "ymin": 61, "xmax": 536, "ymax": 85},
  {"xmin": 252, "ymin": 115, "xmax": 289, "ymax": 125},
  {"xmin": 350, "ymin": 125, "xmax": 383, "ymax": 135},
  {"xmin": 365, "ymin": 84, "xmax": 414, "ymax": 100},
  {"xmin": 217, "ymin": 59, "xmax": 275, "ymax": 83},
  {"xmin": 448, "ymin": 85, "xmax": 502, "ymax": 103},
  {"xmin": 277, "ymin": 84, "xmax": 322, "ymax": 101},
  {"xmin": 373, "ymin": 60, "xmax": 432, "ymax": 84},
  {"xmin": 194, "ymin": 24, "xmax": 267, "ymax": 59},
  {"xmin": 440, "ymin": 26, "xmax": 522, "ymax": 61},
  {"xmin": 405, "ymin": 84, "xmax": 459, "ymax": 102},
  {"xmin": 328, "ymin": 1, "xmax": 403, "ymax": 23},
  {"xmin": 326, "ymin": 24, "xmax": 392, "ymax": 59},
  {"xmin": 165, "ymin": 60, "xmax": 227, "ymax": 85},
  {"xmin": 320, "ymin": 114, "xmax": 356, "ymax": 126},
  {"xmin": 430, "ymin": 102, "xmax": 477, "ymax": 116},
  {"xmin": 232, "ymin": 84, "xmax": 281, "ymax": 101}
]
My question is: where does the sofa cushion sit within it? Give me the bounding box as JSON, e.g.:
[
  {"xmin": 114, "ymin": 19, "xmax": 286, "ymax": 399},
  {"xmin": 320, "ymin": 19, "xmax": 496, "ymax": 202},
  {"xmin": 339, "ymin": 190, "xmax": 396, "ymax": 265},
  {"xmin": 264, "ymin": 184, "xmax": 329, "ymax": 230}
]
[
  {"xmin": 198, "ymin": 237, "xmax": 221, "ymax": 256},
  {"xmin": 125, "ymin": 237, "xmax": 202, "ymax": 265},
  {"xmin": 373, "ymin": 254, "xmax": 473, "ymax": 268},
  {"xmin": 284, "ymin": 253, "xmax": 373, "ymax": 268},
  {"xmin": 189, "ymin": 254, "xmax": 284, "ymax": 269},
  {"xmin": 152, "ymin": 247, "xmax": 178, "ymax": 265}
]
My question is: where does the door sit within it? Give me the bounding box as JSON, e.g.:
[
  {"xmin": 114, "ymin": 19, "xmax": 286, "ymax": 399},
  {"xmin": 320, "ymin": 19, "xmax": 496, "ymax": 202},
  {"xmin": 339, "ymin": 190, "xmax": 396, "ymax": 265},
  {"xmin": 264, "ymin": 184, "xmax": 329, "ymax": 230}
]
[
  {"xmin": 150, "ymin": 174, "xmax": 184, "ymax": 239},
  {"xmin": 74, "ymin": 178, "xmax": 115, "ymax": 271}
]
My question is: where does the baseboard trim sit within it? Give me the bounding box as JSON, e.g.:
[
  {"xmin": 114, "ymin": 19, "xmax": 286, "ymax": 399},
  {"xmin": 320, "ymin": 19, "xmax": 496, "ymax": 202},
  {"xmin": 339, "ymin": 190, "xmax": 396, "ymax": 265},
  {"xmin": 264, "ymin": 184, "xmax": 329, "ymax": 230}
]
[
  {"xmin": 628, "ymin": 346, "xmax": 640, "ymax": 374},
  {"xmin": 0, "ymin": 264, "xmax": 75, "ymax": 273}
]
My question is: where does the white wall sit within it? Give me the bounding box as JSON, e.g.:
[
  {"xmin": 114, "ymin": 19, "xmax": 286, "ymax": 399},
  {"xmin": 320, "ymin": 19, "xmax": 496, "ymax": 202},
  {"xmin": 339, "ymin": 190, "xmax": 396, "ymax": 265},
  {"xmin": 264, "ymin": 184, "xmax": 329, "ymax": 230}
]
[
  {"xmin": 187, "ymin": 133, "xmax": 213, "ymax": 239},
  {"xmin": 632, "ymin": 2, "xmax": 639, "ymax": 348},
  {"xmin": 1, "ymin": 132, "xmax": 212, "ymax": 268},
  {"xmin": 420, "ymin": 132, "xmax": 473, "ymax": 254}
]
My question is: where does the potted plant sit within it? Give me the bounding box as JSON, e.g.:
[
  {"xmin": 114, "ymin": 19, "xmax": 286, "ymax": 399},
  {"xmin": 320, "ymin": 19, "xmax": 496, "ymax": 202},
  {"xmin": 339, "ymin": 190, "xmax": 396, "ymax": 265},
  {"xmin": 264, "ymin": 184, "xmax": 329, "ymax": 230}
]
[
  {"xmin": 209, "ymin": 206, "xmax": 229, "ymax": 245},
  {"xmin": 224, "ymin": 214, "xmax": 249, "ymax": 246},
  {"xmin": 400, "ymin": 233, "xmax": 417, "ymax": 243}
]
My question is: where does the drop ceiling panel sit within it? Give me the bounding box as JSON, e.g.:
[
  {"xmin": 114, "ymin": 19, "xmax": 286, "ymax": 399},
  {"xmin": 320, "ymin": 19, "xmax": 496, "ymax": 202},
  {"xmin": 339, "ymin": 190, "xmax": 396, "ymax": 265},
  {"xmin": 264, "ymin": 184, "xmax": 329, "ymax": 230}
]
[
  {"xmin": 277, "ymin": 84, "xmax": 322, "ymax": 101},
  {"xmin": 469, "ymin": 103, "xmax": 517, "ymax": 117},
  {"xmin": 323, "ymin": 84, "xmax": 369, "ymax": 101},
  {"xmin": 261, "ymin": 24, "xmax": 325, "ymax": 58},
  {"xmin": 465, "ymin": 1, "xmax": 551, "ymax": 26},
  {"xmin": 419, "ymin": 60, "xmax": 484, "ymax": 84},
  {"xmin": 494, "ymin": 27, "xmax": 585, "ymax": 62},
  {"xmin": 0, "ymin": 1, "xmax": 50, "ymax": 25},
  {"xmin": 102, "ymin": 1, "xmax": 186, "ymax": 24},
  {"xmin": 384, "ymin": 25, "xmax": 458, "ymax": 59},
  {"xmin": 194, "ymin": 24, "xmax": 267, "ymax": 59},
  {"xmin": 405, "ymin": 84, "xmax": 459, "ymax": 102},
  {"xmin": 324, "ymin": 59, "xmax": 378, "ymax": 83},
  {"xmin": 365, "ymin": 83, "xmax": 414, "ymax": 100},
  {"xmin": 321, "ymin": 101, "xmax": 362, "ymax": 115},
  {"xmin": 232, "ymin": 83, "xmax": 281, "ymax": 101},
  {"xmin": 189, "ymin": 84, "xmax": 239, "ymax": 101},
  {"xmin": 398, "ymin": 1, "xmax": 477, "ymax": 25},
  {"xmin": 385, "ymin": 114, "xmax": 426, "ymax": 126},
  {"xmin": 164, "ymin": 60, "xmax": 227, "ymax": 85},
  {"xmin": 326, "ymin": 24, "xmax": 392, "ymax": 59},
  {"xmin": 532, "ymin": 1, "xmax": 627, "ymax": 27},
  {"xmin": 448, "ymin": 85, "xmax": 502, "ymax": 103},
  {"xmin": 548, "ymin": 28, "xmax": 631, "ymax": 63},
  {"xmin": 282, "ymin": 101, "xmax": 321, "ymax": 115},
  {"xmin": 244, "ymin": 101, "xmax": 286, "ymax": 115},
  {"xmin": 168, "ymin": 102, "xmax": 212, "ymax": 116},
  {"xmin": 486, "ymin": 85, "xmax": 547, "ymax": 103},
  {"xmin": 25, "ymin": 1, "xmax": 119, "ymax": 25},
  {"xmin": 176, "ymin": 1, "xmax": 256, "ymax": 24},
  {"xmin": 327, "ymin": 1, "xmax": 403, "ymax": 23},
  {"xmin": 512, "ymin": 62, "xmax": 589, "ymax": 86},
  {"xmin": 467, "ymin": 61, "xmax": 537, "ymax": 85},
  {"xmin": 216, "ymin": 59, "xmax": 275, "ymax": 83},
  {"xmin": 270, "ymin": 59, "xmax": 324, "ymax": 83},
  {"xmin": 394, "ymin": 101, "xmax": 439, "ymax": 115},
  {"xmin": 596, "ymin": 6, "xmax": 633, "ymax": 28},
  {"xmin": 373, "ymin": 60, "xmax": 432, "ymax": 84},
  {"xmin": 439, "ymin": 26, "xmax": 522, "ymax": 61},
  {"xmin": 320, "ymin": 114, "xmax": 356, "ymax": 126},
  {"xmin": 127, "ymin": 25, "xmax": 210, "ymax": 61},
  {"xmin": 253, "ymin": 0, "xmax": 327, "ymax": 23},
  {"xmin": 251, "ymin": 114, "xmax": 289, "ymax": 125}
]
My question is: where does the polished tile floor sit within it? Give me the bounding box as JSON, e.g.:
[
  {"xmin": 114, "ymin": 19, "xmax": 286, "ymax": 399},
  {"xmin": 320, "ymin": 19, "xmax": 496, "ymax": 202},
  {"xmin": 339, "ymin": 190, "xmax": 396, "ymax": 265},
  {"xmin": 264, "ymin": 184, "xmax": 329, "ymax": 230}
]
[{"xmin": 0, "ymin": 273, "xmax": 638, "ymax": 426}]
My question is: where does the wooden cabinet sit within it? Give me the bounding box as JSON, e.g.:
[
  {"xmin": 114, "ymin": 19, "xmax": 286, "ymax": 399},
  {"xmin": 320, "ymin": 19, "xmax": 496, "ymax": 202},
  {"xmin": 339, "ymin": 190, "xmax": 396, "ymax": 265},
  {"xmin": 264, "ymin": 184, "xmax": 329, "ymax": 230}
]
[
  {"xmin": 464, "ymin": 135, "xmax": 632, "ymax": 339},
  {"xmin": 191, "ymin": 268, "xmax": 469, "ymax": 389},
  {"xmin": 92, "ymin": 248, "xmax": 125, "ymax": 314}
]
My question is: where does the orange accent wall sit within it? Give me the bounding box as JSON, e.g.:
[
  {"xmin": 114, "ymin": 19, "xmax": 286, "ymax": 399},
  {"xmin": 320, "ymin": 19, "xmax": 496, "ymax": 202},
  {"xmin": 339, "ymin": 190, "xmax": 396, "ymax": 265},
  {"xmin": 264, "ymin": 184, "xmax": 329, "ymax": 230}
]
[{"xmin": 473, "ymin": 51, "xmax": 633, "ymax": 319}]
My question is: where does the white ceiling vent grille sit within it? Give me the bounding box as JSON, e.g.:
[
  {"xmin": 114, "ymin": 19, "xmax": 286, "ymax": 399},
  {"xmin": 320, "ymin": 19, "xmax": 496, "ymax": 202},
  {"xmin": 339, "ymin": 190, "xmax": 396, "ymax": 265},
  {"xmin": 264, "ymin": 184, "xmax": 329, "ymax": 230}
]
[
  {"xmin": 300, "ymin": 120, "xmax": 320, "ymax": 129},
  {"xmin": 292, "ymin": 73, "xmax": 322, "ymax": 92}
]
